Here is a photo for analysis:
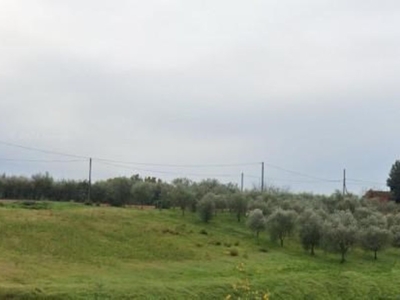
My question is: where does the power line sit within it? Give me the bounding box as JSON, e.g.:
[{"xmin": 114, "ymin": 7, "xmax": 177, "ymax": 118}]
[
  {"xmin": 96, "ymin": 160, "xmax": 240, "ymax": 178},
  {"xmin": 0, "ymin": 139, "xmax": 258, "ymax": 168},
  {"xmin": 0, "ymin": 140, "xmax": 88, "ymax": 159},
  {"xmin": 0, "ymin": 158, "xmax": 86, "ymax": 163},
  {"xmin": 0, "ymin": 139, "xmax": 387, "ymax": 187},
  {"xmin": 347, "ymin": 178, "xmax": 386, "ymax": 186},
  {"xmin": 262, "ymin": 162, "xmax": 341, "ymax": 182},
  {"xmin": 94, "ymin": 158, "xmax": 260, "ymax": 168}
]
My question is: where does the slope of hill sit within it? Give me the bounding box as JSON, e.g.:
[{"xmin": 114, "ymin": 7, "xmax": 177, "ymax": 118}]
[{"xmin": 0, "ymin": 202, "xmax": 399, "ymax": 299}]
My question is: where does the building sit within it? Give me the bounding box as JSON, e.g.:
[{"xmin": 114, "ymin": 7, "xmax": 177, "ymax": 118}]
[{"xmin": 363, "ymin": 189, "xmax": 391, "ymax": 202}]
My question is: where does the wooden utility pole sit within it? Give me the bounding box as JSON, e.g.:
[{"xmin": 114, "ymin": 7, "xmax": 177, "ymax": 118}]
[
  {"xmin": 342, "ymin": 168, "xmax": 346, "ymax": 196},
  {"xmin": 261, "ymin": 162, "xmax": 265, "ymax": 192},
  {"xmin": 241, "ymin": 172, "xmax": 244, "ymax": 192},
  {"xmin": 88, "ymin": 158, "xmax": 92, "ymax": 203}
]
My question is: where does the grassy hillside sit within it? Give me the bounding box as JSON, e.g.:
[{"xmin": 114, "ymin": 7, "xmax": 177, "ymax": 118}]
[{"xmin": 0, "ymin": 202, "xmax": 399, "ymax": 299}]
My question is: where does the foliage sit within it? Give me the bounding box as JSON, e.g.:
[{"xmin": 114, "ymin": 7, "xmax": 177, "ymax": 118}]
[
  {"xmin": 322, "ymin": 210, "xmax": 358, "ymax": 263},
  {"xmin": 391, "ymin": 225, "xmax": 400, "ymax": 248},
  {"xmin": 298, "ymin": 209, "xmax": 323, "ymax": 255},
  {"xmin": 197, "ymin": 193, "xmax": 216, "ymax": 223},
  {"xmin": 359, "ymin": 225, "xmax": 391, "ymax": 260},
  {"xmin": 266, "ymin": 208, "xmax": 297, "ymax": 247},
  {"xmin": 229, "ymin": 193, "xmax": 248, "ymax": 222},
  {"xmin": 130, "ymin": 181, "xmax": 155, "ymax": 207},
  {"xmin": 170, "ymin": 184, "xmax": 195, "ymax": 216},
  {"xmin": 387, "ymin": 160, "xmax": 400, "ymax": 203},
  {"xmin": 248, "ymin": 197, "xmax": 270, "ymax": 216},
  {"xmin": 246, "ymin": 209, "xmax": 266, "ymax": 243}
]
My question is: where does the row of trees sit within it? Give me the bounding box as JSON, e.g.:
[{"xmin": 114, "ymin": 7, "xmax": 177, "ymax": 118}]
[
  {"xmin": 0, "ymin": 173, "xmax": 87, "ymax": 201},
  {"xmin": 247, "ymin": 206, "xmax": 397, "ymax": 262},
  {"xmin": 1, "ymin": 159, "xmax": 400, "ymax": 207},
  {"xmin": 0, "ymin": 173, "xmax": 240, "ymax": 208},
  {"xmin": 192, "ymin": 189, "xmax": 400, "ymax": 263}
]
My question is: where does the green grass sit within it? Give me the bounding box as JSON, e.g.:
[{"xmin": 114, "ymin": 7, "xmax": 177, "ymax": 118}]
[{"xmin": 0, "ymin": 202, "xmax": 399, "ymax": 299}]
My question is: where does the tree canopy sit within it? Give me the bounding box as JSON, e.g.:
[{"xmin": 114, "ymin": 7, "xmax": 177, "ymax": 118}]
[{"xmin": 387, "ymin": 160, "xmax": 400, "ymax": 203}]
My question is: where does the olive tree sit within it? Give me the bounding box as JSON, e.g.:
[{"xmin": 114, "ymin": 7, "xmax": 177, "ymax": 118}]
[
  {"xmin": 197, "ymin": 193, "xmax": 216, "ymax": 223},
  {"xmin": 130, "ymin": 181, "xmax": 154, "ymax": 208},
  {"xmin": 298, "ymin": 209, "xmax": 323, "ymax": 255},
  {"xmin": 246, "ymin": 209, "xmax": 266, "ymax": 243},
  {"xmin": 391, "ymin": 225, "xmax": 400, "ymax": 248},
  {"xmin": 170, "ymin": 185, "xmax": 195, "ymax": 216},
  {"xmin": 229, "ymin": 193, "xmax": 248, "ymax": 222},
  {"xmin": 267, "ymin": 208, "xmax": 297, "ymax": 247},
  {"xmin": 359, "ymin": 225, "xmax": 391, "ymax": 260},
  {"xmin": 323, "ymin": 210, "xmax": 358, "ymax": 263}
]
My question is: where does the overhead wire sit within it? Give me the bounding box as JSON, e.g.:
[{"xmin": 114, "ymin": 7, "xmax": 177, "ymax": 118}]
[
  {"xmin": 0, "ymin": 139, "xmax": 386, "ymax": 188},
  {"xmin": 96, "ymin": 160, "xmax": 240, "ymax": 178},
  {"xmin": 0, "ymin": 157, "xmax": 86, "ymax": 163}
]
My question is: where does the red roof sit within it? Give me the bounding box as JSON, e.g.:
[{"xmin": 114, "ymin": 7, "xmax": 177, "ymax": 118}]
[{"xmin": 364, "ymin": 190, "xmax": 391, "ymax": 202}]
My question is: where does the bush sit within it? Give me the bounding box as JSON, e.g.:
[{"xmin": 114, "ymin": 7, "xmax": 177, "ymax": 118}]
[
  {"xmin": 209, "ymin": 240, "xmax": 221, "ymax": 246},
  {"xmin": 229, "ymin": 248, "xmax": 239, "ymax": 256},
  {"xmin": 298, "ymin": 209, "xmax": 323, "ymax": 255},
  {"xmin": 267, "ymin": 208, "xmax": 297, "ymax": 247},
  {"xmin": 247, "ymin": 209, "xmax": 266, "ymax": 244},
  {"xmin": 199, "ymin": 229, "xmax": 208, "ymax": 235},
  {"xmin": 197, "ymin": 193, "xmax": 216, "ymax": 223},
  {"xmin": 322, "ymin": 210, "xmax": 358, "ymax": 263}
]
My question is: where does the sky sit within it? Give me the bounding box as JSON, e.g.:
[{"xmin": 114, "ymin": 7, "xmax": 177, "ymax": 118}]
[{"xmin": 1, "ymin": 0, "xmax": 399, "ymax": 194}]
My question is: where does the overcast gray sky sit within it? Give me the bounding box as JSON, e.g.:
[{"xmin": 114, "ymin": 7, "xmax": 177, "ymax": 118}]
[{"xmin": 1, "ymin": 0, "xmax": 399, "ymax": 194}]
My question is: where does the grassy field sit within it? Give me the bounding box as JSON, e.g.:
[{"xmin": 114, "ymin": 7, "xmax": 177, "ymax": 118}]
[{"xmin": 0, "ymin": 201, "xmax": 400, "ymax": 299}]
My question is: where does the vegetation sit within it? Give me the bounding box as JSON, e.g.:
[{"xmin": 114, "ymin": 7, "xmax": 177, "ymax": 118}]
[
  {"xmin": 322, "ymin": 210, "xmax": 358, "ymax": 263},
  {"xmin": 267, "ymin": 208, "xmax": 297, "ymax": 247},
  {"xmin": 197, "ymin": 193, "xmax": 216, "ymax": 223},
  {"xmin": 0, "ymin": 199, "xmax": 399, "ymax": 299},
  {"xmin": 246, "ymin": 209, "xmax": 266, "ymax": 243},
  {"xmin": 298, "ymin": 209, "xmax": 323, "ymax": 255},
  {"xmin": 387, "ymin": 160, "xmax": 400, "ymax": 203},
  {"xmin": 3, "ymin": 166, "xmax": 400, "ymax": 298}
]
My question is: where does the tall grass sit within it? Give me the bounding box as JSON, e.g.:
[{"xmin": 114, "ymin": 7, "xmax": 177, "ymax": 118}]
[{"xmin": 0, "ymin": 202, "xmax": 399, "ymax": 299}]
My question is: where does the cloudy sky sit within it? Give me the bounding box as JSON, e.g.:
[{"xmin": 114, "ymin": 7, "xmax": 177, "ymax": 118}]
[{"xmin": 1, "ymin": 0, "xmax": 399, "ymax": 194}]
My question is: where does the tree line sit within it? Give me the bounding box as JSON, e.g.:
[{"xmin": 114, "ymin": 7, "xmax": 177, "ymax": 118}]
[
  {"xmin": 2, "ymin": 164, "xmax": 400, "ymax": 263},
  {"xmin": 194, "ymin": 190, "xmax": 400, "ymax": 263},
  {"xmin": 245, "ymin": 193, "xmax": 400, "ymax": 263},
  {"xmin": 0, "ymin": 173, "xmax": 239, "ymax": 208}
]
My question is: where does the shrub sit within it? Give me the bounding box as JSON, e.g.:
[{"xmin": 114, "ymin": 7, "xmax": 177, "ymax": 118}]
[
  {"xmin": 322, "ymin": 210, "xmax": 358, "ymax": 263},
  {"xmin": 267, "ymin": 208, "xmax": 297, "ymax": 247},
  {"xmin": 199, "ymin": 229, "xmax": 208, "ymax": 235},
  {"xmin": 229, "ymin": 248, "xmax": 239, "ymax": 256},
  {"xmin": 247, "ymin": 209, "xmax": 266, "ymax": 244},
  {"xmin": 197, "ymin": 193, "xmax": 216, "ymax": 223},
  {"xmin": 298, "ymin": 209, "xmax": 323, "ymax": 255},
  {"xmin": 209, "ymin": 240, "xmax": 221, "ymax": 246}
]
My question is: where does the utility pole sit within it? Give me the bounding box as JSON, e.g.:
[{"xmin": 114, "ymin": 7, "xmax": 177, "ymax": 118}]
[
  {"xmin": 241, "ymin": 172, "xmax": 244, "ymax": 192},
  {"xmin": 342, "ymin": 168, "xmax": 346, "ymax": 197},
  {"xmin": 261, "ymin": 162, "xmax": 265, "ymax": 192},
  {"xmin": 88, "ymin": 157, "xmax": 92, "ymax": 203}
]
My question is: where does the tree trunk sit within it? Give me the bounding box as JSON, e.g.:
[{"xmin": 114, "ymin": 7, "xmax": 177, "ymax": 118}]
[
  {"xmin": 310, "ymin": 244, "xmax": 315, "ymax": 256},
  {"xmin": 280, "ymin": 238, "xmax": 284, "ymax": 247},
  {"xmin": 256, "ymin": 231, "xmax": 259, "ymax": 244},
  {"xmin": 237, "ymin": 213, "xmax": 241, "ymax": 222},
  {"xmin": 374, "ymin": 250, "xmax": 377, "ymax": 260},
  {"xmin": 341, "ymin": 251, "xmax": 345, "ymax": 263}
]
